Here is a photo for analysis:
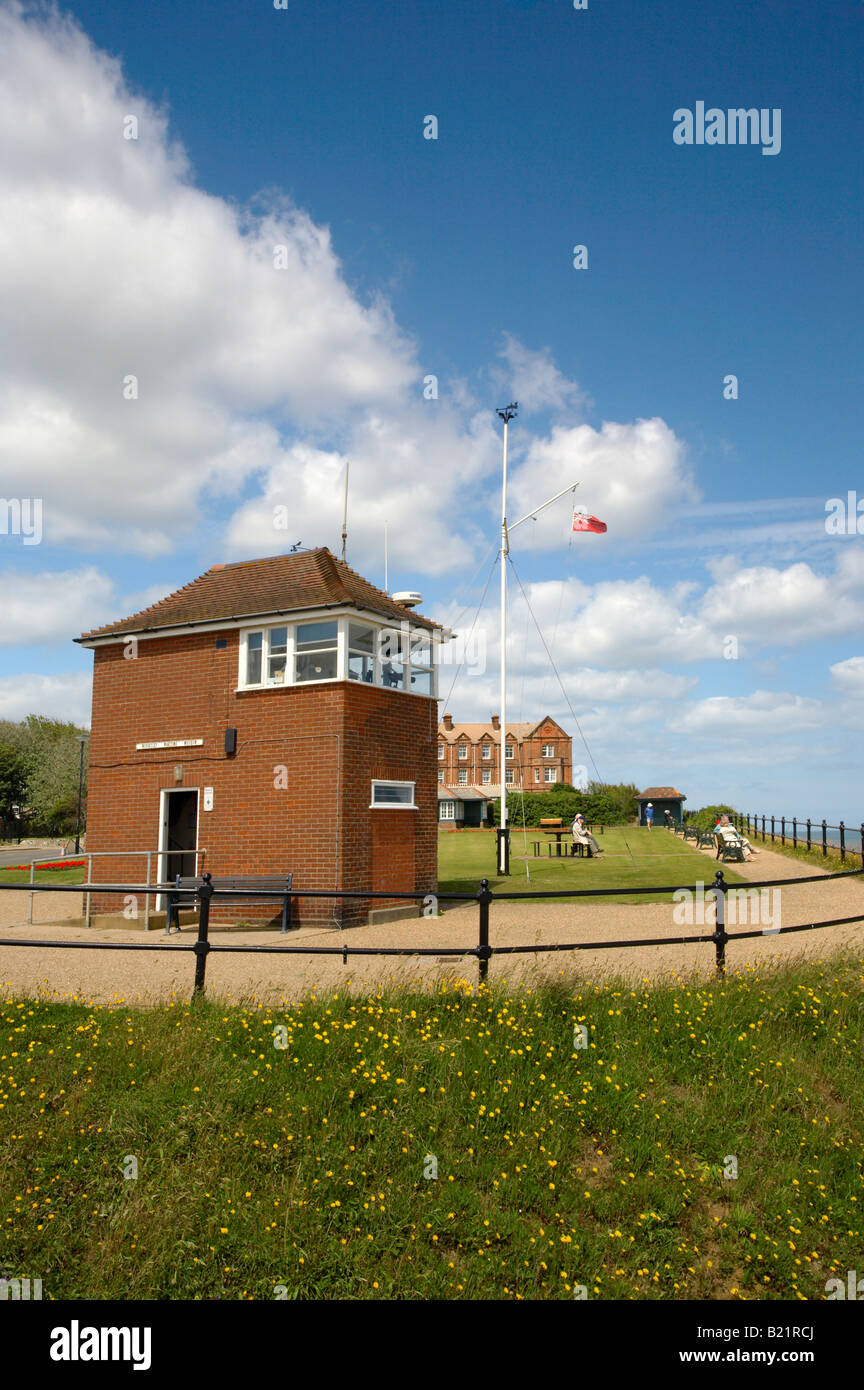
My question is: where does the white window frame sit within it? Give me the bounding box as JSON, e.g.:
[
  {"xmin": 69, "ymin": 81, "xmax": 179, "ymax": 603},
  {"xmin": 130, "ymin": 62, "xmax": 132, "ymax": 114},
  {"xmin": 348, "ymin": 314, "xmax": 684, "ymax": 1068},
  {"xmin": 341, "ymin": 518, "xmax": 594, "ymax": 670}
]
[
  {"xmin": 542, "ymin": 744, "xmax": 555, "ymax": 758},
  {"xmin": 534, "ymin": 767, "xmax": 540, "ymax": 783},
  {"xmin": 544, "ymin": 767, "xmax": 557, "ymax": 783},
  {"xmin": 237, "ymin": 614, "xmax": 439, "ymax": 698},
  {"xmin": 457, "ymin": 769, "xmax": 468, "ymax": 785},
  {"xmin": 505, "ymin": 744, "xmax": 514, "ymax": 760},
  {"xmin": 439, "ymin": 799, "xmax": 455, "ymax": 821},
  {"xmin": 481, "ymin": 743, "xmax": 491, "ymax": 760},
  {"xmin": 481, "ymin": 768, "xmax": 491, "ymax": 785},
  {"xmin": 370, "ymin": 779, "xmax": 417, "ymax": 809},
  {"xmin": 437, "ymin": 769, "xmax": 444, "ymax": 784},
  {"xmin": 505, "ymin": 768, "xmax": 514, "ymax": 785},
  {"xmin": 437, "ymin": 743, "xmax": 445, "ymax": 760},
  {"xmin": 458, "ymin": 744, "xmax": 468, "ymax": 759}
]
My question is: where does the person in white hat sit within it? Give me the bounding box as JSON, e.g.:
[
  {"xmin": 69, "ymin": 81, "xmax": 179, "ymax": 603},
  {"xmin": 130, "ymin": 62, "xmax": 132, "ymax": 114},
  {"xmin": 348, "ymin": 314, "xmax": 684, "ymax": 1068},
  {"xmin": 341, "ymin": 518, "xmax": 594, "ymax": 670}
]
[{"xmin": 644, "ymin": 802, "xmax": 654, "ymax": 830}]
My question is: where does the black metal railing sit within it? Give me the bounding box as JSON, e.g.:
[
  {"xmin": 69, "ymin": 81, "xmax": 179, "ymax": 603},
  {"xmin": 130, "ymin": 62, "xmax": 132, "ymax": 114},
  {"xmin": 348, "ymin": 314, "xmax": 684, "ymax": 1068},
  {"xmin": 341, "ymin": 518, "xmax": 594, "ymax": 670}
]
[
  {"xmin": 730, "ymin": 813, "xmax": 864, "ymax": 865},
  {"xmin": 1, "ymin": 866, "xmax": 862, "ymax": 997}
]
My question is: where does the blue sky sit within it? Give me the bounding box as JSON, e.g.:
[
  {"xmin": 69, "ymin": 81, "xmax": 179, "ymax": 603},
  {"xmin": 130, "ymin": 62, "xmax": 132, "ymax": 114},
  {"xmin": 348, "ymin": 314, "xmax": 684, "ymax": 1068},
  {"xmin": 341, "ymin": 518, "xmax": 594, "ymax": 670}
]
[{"xmin": 1, "ymin": 0, "xmax": 862, "ymax": 822}]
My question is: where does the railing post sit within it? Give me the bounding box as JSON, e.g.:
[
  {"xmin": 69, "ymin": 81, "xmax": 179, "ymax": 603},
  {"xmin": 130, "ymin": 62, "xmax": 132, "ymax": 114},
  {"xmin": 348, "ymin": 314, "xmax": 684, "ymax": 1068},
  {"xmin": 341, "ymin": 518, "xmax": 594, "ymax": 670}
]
[
  {"xmin": 792, "ymin": 817, "xmax": 797, "ymax": 849},
  {"xmin": 822, "ymin": 819, "xmax": 827, "ymax": 858},
  {"xmin": 86, "ymin": 854, "xmax": 93, "ymax": 927},
  {"xmin": 476, "ymin": 877, "xmax": 493, "ymax": 986},
  {"xmin": 781, "ymin": 816, "xmax": 785, "ymax": 846},
  {"xmin": 28, "ymin": 860, "xmax": 35, "ymax": 925},
  {"xmin": 144, "ymin": 851, "xmax": 152, "ymax": 931},
  {"xmin": 192, "ymin": 873, "xmax": 213, "ymax": 997},
  {"xmin": 806, "ymin": 817, "xmax": 812, "ymax": 852},
  {"xmin": 712, "ymin": 869, "xmax": 728, "ymax": 977},
  {"xmin": 839, "ymin": 821, "xmax": 846, "ymax": 863},
  {"xmin": 771, "ymin": 816, "xmax": 775, "ymax": 843},
  {"xmin": 860, "ymin": 823, "xmax": 864, "ymax": 871},
  {"xmin": 761, "ymin": 814, "xmax": 765, "ymax": 841}
]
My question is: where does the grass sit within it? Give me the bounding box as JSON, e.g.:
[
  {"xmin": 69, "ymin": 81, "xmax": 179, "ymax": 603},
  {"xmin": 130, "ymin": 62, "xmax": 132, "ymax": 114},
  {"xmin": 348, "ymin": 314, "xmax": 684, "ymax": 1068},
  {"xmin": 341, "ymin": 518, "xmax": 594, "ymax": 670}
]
[
  {"xmin": 740, "ymin": 832, "xmax": 864, "ymax": 877},
  {"xmin": 437, "ymin": 825, "xmax": 747, "ymax": 904},
  {"xmin": 0, "ymin": 866, "xmax": 86, "ymax": 885},
  {"xmin": 2, "ymin": 958, "xmax": 863, "ymax": 1300}
]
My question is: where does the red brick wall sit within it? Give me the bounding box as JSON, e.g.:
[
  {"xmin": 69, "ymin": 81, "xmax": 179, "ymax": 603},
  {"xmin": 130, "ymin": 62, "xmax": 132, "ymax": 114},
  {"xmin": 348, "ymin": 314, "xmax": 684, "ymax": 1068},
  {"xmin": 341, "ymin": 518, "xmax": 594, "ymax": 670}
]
[{"xmin": 85, "ymin": 628, "xmax": 437, "ymax": 928}]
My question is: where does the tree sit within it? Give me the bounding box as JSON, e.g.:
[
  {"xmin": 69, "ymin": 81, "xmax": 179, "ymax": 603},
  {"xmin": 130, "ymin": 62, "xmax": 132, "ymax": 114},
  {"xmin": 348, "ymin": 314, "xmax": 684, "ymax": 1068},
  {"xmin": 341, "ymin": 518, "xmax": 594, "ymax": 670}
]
[
  {"xmin": 0, "ymin": 744, "xmax": 27, "ymax": 816},
  {"xmin": 0, "ymin": 716, "xmax": 88, "ymax": 833}
]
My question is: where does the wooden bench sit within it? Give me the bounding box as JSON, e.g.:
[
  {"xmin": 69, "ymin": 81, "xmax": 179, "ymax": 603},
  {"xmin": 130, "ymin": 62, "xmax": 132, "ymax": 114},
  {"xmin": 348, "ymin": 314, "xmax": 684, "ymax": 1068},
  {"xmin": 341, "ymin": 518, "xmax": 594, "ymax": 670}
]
[
  {"xmin": 714, "ymin": 833, "xmax": 745, "ymax": 863},
  {"xmin": 166, "ymin": 873, "xmax": 294, "ymax": 934}
]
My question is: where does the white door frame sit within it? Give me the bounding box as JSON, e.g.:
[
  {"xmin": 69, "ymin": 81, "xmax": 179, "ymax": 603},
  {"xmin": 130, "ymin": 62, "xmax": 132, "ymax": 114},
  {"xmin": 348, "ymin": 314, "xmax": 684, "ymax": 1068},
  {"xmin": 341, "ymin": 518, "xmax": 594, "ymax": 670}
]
[{"xmin": 157, "ymin": 787, "xmax": 200, "ymax": 910}]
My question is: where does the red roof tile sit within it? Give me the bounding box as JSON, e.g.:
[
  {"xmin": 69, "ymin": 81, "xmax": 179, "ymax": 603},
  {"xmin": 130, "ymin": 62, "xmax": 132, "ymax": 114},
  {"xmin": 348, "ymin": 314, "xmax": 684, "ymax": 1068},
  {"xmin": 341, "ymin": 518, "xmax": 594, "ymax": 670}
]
[{"xmin": 76, "ymin": 548, "xmax": 440, "ymax": 641}]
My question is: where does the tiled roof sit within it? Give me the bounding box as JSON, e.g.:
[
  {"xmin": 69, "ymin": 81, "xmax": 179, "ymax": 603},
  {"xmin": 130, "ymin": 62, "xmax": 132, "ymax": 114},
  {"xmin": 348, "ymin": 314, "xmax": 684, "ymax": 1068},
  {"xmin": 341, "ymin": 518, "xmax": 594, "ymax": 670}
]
[
  {"xmin": 77, "ymin": 548, "xmax": 440, "ymax": 641},
  {"xmin": 438, "ymin": 722, "xmax": 536, "ymax": 743},
  {"xmin": 437, "ymin": 786, "xmax": 490, "ymax": 801},
  {"xmin": 637, "ymin": 787, "xmax": 687, "ymax": 800}
]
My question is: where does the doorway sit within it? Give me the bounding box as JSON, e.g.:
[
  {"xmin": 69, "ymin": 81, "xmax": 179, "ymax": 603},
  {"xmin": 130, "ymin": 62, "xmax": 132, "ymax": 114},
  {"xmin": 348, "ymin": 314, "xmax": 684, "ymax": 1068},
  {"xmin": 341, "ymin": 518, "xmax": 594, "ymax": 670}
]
[{"xmin": 158, "ymin": 788, "xmax": 199, "ymax": 894}]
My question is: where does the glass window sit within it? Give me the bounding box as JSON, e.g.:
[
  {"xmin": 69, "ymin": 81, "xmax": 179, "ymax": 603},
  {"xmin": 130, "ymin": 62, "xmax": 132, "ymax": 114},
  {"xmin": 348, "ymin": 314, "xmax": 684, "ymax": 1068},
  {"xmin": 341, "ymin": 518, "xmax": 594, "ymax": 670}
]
[
  {"xmin": 246, "ymin": 631, "xmax": 263, "ymax": 685},
  {"xmin": 437, "ymin": 744, "xmax": 445, "ymax": 760},
  {"xmin": 542, "ymin": 744, "xmax": 555, "ymax": 757},
  {"xmin": 409, "ymin": 630, "xmax": 432, "ymax": 666},
  {"xmin": 544, "ymin": 767, "xmax": 557, "ymax": 783},
  {"xmin": 458, "ymin": 769, "xmax": 467, "ymax": 784},
  {"xmin": 371, "ymin": 780, "xmax": 415, "ymax": 806},
  {"xmin": 438, "ymin": 769, "xmax": 444, "ymax": 784},
  {"xmin": 505, "ymin": 768, "xmax": 514, "ymax": 785},
  {"xmin": 458, "ymin": 745, "xmax": 468, "ymax": 759},
  {"xmin": 409, "ymin": 667, "xmax": 433, "ymax": 696},
  {"xmin": 534, "ymin": 767, "xmax": 540, "ymax": 782},
  {"xmin": 481, "ymin": 744, "xmax": 491, "ymax": 759},
  {"xmin": 481, "ymin": 769, "xmax": 491, "ymax": 785},
  {"xmin": 268, "ymin": 627, "xmax": 287, "ymax": 683},
  {"xmin": 440, "ymin": 800, "xmax": 455, "ymax": 821},
  {"xmin": 347, "ymin": 623, "xmax": 376, "ymax": 683},
  {"xmin": 295, "ymin": 620, "xmax": 338, "ymax": 683},
  {"xmin": 296, "ymin": 621, "xmax": 338, "ymax": 650},
  {"xmin": 505, "ymin": 744, "xmax": 514, "ymax": 759}
]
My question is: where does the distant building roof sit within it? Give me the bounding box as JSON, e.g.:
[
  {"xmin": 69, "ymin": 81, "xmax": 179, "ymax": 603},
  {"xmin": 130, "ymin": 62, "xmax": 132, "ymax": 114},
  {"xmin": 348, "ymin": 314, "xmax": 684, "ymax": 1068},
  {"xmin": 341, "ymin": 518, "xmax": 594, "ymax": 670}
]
[
  {"xmin": 77, "ymin": 547, "xmax": 440, "ymax": 642},
  {"xmin": 438, "ymin": 717, "xmax": 567, "ymax": 744},
  {"xmin": 437, "ymin": 786, "xmax": 489, "ymax": 802},
  {"xmin": 637, "ymin": 787, "xmax": 687, "ymax": 801}
]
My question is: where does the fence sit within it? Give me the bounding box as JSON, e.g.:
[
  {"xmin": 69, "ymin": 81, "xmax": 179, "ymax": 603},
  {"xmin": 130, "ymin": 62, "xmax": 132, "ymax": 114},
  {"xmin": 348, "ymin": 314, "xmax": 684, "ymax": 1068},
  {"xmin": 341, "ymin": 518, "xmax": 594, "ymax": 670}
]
[
  {"xmin": 1, "ymin": 865, "xmax": 862, "ymax": 998},
  {"xmin": 15, "ymin": 849, "xmax": 207, "ymax": 929},
  {"xmin": 732, "ymin": 814, "xmax": 864, "ymax": 865}
]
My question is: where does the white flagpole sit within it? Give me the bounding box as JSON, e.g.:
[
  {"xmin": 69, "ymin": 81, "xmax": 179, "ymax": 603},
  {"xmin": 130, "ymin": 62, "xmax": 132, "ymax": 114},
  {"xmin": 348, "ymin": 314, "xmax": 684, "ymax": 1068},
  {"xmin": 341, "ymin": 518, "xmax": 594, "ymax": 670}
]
[{"xmin": 496, "ymin": 404, "xmax": 518, "ymax": 874}]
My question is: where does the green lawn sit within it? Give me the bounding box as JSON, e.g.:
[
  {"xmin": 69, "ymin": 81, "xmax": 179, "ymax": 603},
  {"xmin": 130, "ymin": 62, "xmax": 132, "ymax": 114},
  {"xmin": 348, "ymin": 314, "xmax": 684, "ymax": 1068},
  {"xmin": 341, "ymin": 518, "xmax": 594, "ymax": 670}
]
[
  {"xmin": 2, "ymin": 960, "xmax": 863, "ymax": 1300},
  {"xmin": 0, "ymin": 866, "xmax": 86, "ymax": 885},
  {"xmin": 438, "ymin": 825, "xmax": 746, "ymax": 904}
]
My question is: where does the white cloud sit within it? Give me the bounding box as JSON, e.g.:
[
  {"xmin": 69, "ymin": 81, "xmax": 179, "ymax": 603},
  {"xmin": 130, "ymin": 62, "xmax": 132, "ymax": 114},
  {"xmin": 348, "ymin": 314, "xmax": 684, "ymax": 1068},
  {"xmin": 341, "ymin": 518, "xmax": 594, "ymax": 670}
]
[
  {"xmin": 508, "ymin": 416, "xmax": 698, "ymax": 548},
  {"xmin": 698, "ymin": 562, "xmax": 864, "ymax": 645},
  {"xmin": 0, "ymin": 566, "xmax": 115, "ymax": 646},
  {"xmin": 677, "ymin": 691, "xmax": 825, "ymax": 736},
  {"xmin": 0, "ymin": 3, "xmax": 418, "ymax": 555},
  {"xmin": 492, "ymin": 335, "xmax": 590, "ymax": 417},
  {"xmin": 830, "ymin": 656, "xmax": 864, "ymax": 697},
  {"xmin": 0, "ymin": 670, "xmax": 91, "ymax": 723}
]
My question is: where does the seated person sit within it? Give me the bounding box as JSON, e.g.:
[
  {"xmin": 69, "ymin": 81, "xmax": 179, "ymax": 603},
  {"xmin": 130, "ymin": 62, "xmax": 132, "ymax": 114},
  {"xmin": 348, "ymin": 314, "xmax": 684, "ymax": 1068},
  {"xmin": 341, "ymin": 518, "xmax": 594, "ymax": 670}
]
[
  {"xmin": 714, "ymin": 814, "xmax": 757, "ymax": 857},
  {"xmin": 571, "ymin": 813, "xmax": 603, "ymax": 858}
]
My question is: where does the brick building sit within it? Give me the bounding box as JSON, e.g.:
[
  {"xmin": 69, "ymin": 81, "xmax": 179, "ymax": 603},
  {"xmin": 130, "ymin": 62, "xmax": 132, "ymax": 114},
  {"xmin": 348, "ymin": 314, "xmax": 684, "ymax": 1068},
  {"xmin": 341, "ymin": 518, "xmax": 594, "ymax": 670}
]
[
  {"xmin": 76, "ymin": 548, "xmax": 444, "ymax": 928},
  {"xmin": 437, "ymin": 712, "xmax": 572, "ymax": 817}
]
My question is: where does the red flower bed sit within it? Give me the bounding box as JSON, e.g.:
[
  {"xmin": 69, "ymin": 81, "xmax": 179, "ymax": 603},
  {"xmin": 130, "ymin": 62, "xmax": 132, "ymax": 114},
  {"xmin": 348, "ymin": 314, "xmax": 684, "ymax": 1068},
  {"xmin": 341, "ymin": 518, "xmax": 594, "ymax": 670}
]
[{"xmin": 0, "ymin": 860, "xmax": 86, "ymax": 871}]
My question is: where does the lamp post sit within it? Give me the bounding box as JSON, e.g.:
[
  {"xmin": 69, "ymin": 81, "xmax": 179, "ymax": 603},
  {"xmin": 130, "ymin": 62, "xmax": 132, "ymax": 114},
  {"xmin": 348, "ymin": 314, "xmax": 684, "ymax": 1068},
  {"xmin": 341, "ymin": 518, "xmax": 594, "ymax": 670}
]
[{"xmin": 74, "ymin": 734, "xmax": 88, "ymax": 854}]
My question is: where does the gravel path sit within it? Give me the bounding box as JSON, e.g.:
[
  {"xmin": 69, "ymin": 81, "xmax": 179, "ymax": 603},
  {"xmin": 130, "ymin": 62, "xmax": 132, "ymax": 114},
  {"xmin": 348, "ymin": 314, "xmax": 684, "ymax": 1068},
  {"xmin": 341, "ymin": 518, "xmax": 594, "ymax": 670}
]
[{"xmin": 1, "ymin": 845, "xmax": 862, "ymax": 1005}]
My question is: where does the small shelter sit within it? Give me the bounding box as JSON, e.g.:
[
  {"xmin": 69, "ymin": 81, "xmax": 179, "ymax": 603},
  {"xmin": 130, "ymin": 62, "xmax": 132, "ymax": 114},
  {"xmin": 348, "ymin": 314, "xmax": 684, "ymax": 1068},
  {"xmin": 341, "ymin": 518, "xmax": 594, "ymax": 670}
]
[{"xmin": 636, "ymin": 787, "xmax": 686, "ymax": 826}]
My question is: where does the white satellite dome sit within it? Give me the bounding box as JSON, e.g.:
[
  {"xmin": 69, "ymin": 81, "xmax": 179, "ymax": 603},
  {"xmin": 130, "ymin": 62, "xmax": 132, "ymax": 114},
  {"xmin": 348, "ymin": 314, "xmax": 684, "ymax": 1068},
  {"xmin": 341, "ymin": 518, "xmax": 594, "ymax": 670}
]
[{"xmin": 392, "ymin": 590, "xmax": 423, "ymax": 608}]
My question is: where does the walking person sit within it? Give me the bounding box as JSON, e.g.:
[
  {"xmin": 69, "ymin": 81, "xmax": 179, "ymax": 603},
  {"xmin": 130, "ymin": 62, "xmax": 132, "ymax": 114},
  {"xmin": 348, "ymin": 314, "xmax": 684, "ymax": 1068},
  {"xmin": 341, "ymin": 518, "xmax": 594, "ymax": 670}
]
[{"xmin": 644, "ymin": 802, "xmax": 654, "ymax": 830}]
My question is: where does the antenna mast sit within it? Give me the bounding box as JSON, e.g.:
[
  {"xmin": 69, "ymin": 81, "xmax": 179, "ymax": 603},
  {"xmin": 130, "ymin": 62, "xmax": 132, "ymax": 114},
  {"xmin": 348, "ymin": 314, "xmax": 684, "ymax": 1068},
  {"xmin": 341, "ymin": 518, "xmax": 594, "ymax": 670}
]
[{"xmin": 341, "ymin": 460, "xmax": 349, "ymax": 563}]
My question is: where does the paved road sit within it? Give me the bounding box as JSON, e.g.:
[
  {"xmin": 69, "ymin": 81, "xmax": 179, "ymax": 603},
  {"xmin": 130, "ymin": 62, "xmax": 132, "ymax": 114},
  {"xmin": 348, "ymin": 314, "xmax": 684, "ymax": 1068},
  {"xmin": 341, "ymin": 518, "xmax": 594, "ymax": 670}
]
[{"xmin": 0, "ymin": 846, "xmax": 72, "ymax": 868}]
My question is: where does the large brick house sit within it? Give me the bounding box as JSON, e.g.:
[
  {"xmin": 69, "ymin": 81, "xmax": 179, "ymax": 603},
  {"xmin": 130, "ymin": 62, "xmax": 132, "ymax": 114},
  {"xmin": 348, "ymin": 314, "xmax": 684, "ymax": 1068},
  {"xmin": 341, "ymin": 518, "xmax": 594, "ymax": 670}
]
[
  {"xmin": 76, "ymin": 548, "xmax": 444, "ymax": 928},
  {"xmin": 437, "ymin": 713, "xmax": 572, "ymax": 820}
]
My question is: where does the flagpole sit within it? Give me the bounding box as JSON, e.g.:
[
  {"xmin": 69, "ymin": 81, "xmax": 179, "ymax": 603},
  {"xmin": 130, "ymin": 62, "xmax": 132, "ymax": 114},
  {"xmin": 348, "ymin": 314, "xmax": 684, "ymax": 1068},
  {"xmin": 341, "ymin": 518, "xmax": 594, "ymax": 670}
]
[{"xmin": 496, "ymin": 404, "xmax": 518, "ymax": 875}]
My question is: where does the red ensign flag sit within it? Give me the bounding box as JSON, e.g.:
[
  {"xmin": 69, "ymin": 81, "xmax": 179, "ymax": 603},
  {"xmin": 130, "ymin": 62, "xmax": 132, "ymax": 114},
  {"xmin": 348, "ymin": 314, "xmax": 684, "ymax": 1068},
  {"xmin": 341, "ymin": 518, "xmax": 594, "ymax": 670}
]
[{"xmin": 572, "ymin": 510, "xmax": 607, "ymax": 533}]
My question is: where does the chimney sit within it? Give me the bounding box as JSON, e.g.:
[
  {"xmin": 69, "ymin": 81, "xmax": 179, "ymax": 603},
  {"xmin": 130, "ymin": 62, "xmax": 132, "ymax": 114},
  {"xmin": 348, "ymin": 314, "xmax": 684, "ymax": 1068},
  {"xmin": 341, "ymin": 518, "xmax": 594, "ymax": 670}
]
[
  {"xmin": 443, "ymin": 713, "xmax": 453, "ymax": 731},
  {"xmin": 491, "ymin": 713, "xmax": 500, "ymax": 730}
]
